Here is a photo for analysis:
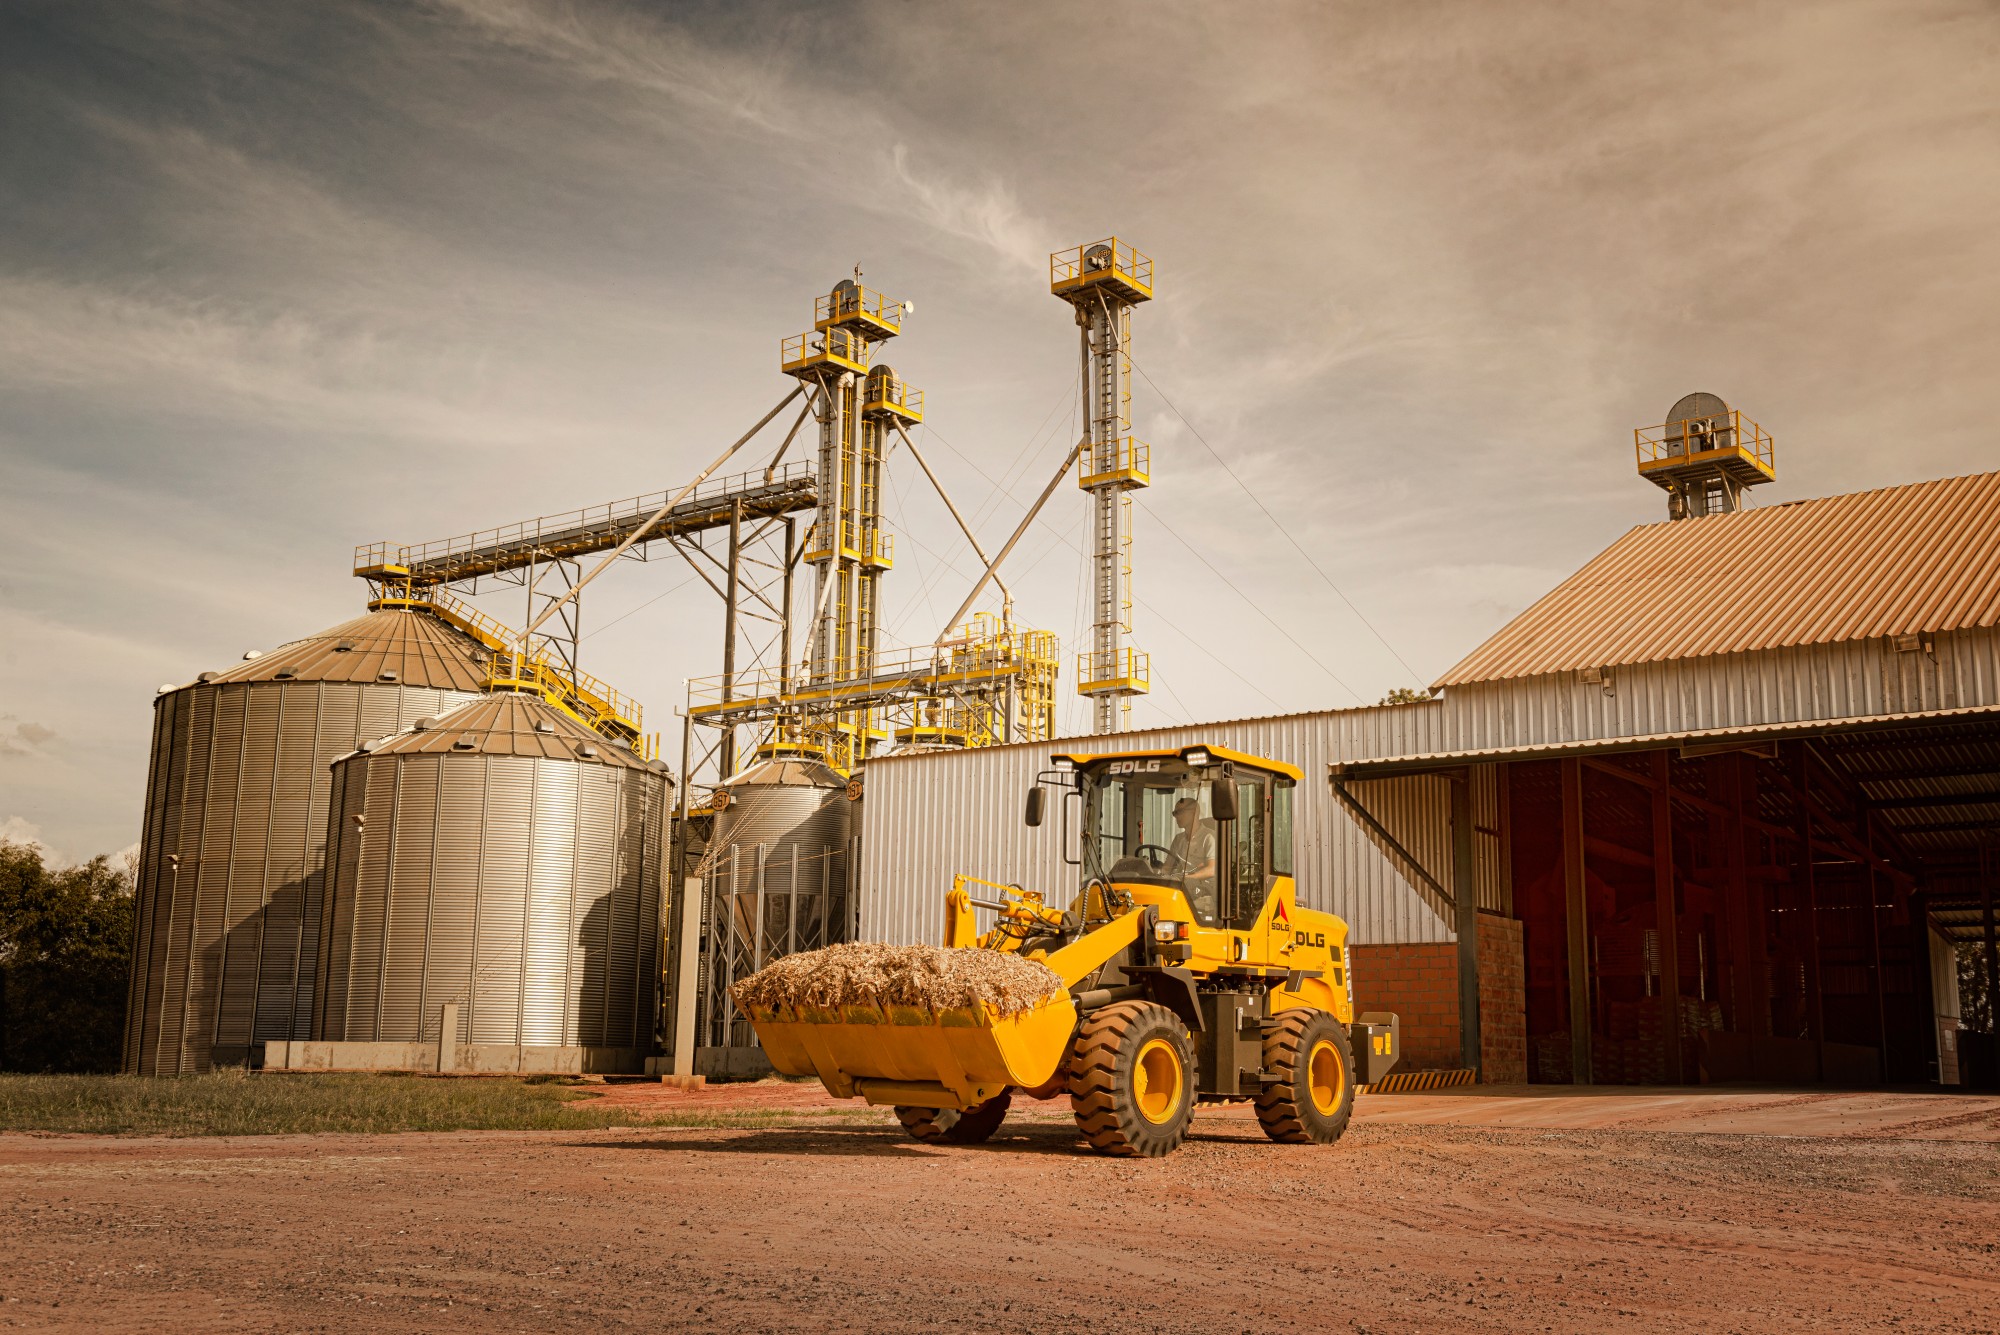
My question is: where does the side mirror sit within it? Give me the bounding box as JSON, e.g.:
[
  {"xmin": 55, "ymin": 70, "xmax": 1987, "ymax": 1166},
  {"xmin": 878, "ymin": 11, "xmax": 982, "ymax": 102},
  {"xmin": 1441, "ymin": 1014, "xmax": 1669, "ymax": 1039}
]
[
  {"xmin": 1025, "ymin": 785, "xmax": 1045, "ymax": 827},
  {"xmin": 1209, "ymin": 778, "xmax": 1238, "ymax": 823}
]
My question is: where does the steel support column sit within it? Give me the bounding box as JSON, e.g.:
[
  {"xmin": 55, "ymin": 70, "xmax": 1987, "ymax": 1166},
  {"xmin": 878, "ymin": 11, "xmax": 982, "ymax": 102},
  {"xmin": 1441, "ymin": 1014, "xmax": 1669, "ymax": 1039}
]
[
  {"xmin": 1792, "ymin": 747, "xmax": 1826, "ymax": 1061},
  {"xmin": 720, "ymin": 499, "xmax": 743, "ymax": 780},
  {"xmin": 1983, "ymin": 851, "xmax": 1998, "ymax": 1042},
  {"xmin": 1450, "ymin": 774, "xmax": 1481, "ymax": 1074},
  {"xmin": 1651, "ymin": 751, "xmax": 1685, "ymax": 1083},
  {"xmin": 668, "ymin": 713, "xmax": 697, "ymax": 1075},
  {"xmin": 1561, "ymin": 759, "xmax": 1592, "ymax": 1084}
]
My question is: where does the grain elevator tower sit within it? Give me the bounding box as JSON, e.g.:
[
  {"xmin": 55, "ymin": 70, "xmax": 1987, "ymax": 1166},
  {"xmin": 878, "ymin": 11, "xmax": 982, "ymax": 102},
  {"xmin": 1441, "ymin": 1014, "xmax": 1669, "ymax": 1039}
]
[{"xmin": 1052, "ymin": 238, "xmax": 1153, "ymax": 733}]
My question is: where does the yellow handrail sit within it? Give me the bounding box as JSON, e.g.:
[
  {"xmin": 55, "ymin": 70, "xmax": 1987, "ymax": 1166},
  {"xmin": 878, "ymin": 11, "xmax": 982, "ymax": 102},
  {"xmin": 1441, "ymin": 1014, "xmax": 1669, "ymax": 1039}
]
[
  {"xmin": 379, "ymin": 588, "xmax": 645, "ymax": 741},
  {"xmin": 1634, "ymin": 409, "xmax": 1775, "ymax": 471},
  {"xmin": 351, "ymin": 461, "xmax": 812, "ymax": 580},
  {"xmin": 781, "ymin": 328, "xmax": 872, "ymax": 375},
  {"xmin": 1050, "ymin": 237, "xmax": 1153, "ymax": 295},
  {"xmin": 816, "ymin": 283, "xmax": 906, "ymax": 333}
]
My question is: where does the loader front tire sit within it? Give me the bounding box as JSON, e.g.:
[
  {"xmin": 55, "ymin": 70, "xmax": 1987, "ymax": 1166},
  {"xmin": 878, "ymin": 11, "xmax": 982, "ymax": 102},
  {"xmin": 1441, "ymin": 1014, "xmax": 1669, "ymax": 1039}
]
[
  {"xmin": 1069, "ymin": 1000, "xmax": 1195, "ymax": 1158},
  {"xmin": 1256, "ymin": 1008, "xmax": 1355, "ymax": 1145},
  {"xmin": 895, "ymin": 1093, "xmax": 1010, "ymax": 1145}
]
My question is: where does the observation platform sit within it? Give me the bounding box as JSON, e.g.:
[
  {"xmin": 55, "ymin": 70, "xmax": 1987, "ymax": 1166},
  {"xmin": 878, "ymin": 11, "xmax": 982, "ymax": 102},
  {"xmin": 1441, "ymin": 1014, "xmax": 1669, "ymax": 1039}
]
[
  {"xmin": 1051, "ymin": 237, "xmax": 1153, "ymax": 305},
  {"xmin": 802, "ymin": 526, "xmax": 894, "ymax": 570},
  {"xmin": 1076, "ymin": 646, "xmax": 1150, "ymax": 697},
  {"xmin": 1636, "ymin": 409, "xmax": 1777, "ymax": 492},
  {"xmin": 1079, "ymin": 437, "xmax": 1150, "ymax": 489},
  {"xmin": 782, "ymin": 327, "xmax": 871, "ymax": 378},
  {"xmin": 815, "ymin": 283, "xmax": 906, "ymax": 341},
  {"xmin": 861, "ymin": 375, "xmax": 924, "ymax": 424},
  {"xmin": 688, "ymin": 633, "xmax": 1059, "ymax": 728}
]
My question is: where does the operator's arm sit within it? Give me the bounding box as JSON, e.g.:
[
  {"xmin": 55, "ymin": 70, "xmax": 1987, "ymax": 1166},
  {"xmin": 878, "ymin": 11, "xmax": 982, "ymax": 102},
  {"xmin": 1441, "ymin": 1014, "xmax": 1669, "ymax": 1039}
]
[{"xmin": 1191, "ymin": 826, "xmax": 1216, "ymax": 879}]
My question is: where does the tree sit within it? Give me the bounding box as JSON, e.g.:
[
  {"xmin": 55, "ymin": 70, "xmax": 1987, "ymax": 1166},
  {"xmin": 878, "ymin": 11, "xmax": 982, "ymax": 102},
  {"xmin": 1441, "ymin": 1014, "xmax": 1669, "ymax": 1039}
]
[
  {"xmin": 1378, "ymin": 687, "xmax": 1433, "ymax": 705},
  {"xmin": 1962, "ymin": 941, "xmax": 1994, "ymax": 1035},
  {"xmin": 0, "ymin": 841, "xmax": 134, "ymax": 1072}
]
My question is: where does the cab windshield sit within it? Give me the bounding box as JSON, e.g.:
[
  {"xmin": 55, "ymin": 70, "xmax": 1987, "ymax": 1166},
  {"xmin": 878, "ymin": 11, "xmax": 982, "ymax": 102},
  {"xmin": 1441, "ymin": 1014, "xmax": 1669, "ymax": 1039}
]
[
  {"xmin": 1077, "ymin": 755, "xmax": 1288, "ymax": 929},
  {"xmin": 1081, "ymin": 758, "xmax": 1228, "ymax": 923}
]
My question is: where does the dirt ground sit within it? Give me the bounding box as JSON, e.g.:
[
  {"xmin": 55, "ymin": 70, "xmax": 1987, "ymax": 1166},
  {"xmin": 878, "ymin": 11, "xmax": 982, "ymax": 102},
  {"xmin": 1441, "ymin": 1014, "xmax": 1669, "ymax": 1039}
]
[{"xmin": 2, "ymin": 1083, "xmax": 1997, "ymax": 1333}]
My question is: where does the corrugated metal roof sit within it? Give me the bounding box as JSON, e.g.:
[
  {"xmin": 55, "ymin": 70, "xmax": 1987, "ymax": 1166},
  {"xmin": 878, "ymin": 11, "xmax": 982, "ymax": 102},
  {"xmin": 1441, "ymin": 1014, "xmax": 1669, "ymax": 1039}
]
[
  {"xmin": 1438, "ymin": 471, "xmax": 2000, "ymax": 686},
  {"xmin": 202, "ymin": 608, "xmax": 489, "ymax": 692},
  {"xmin": 360, "ymin": 693, "xmax": 664, "ymax": 773}
]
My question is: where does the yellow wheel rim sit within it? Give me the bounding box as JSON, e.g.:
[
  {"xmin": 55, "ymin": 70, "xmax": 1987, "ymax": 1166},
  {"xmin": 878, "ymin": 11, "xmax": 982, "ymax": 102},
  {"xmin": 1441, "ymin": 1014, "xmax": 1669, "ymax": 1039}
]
[
  {"xmin": 1308, "ymin": 1039, "xmax": 1346, "ymax": 1116},
  {"xmin": 1133, "ymin": 1037, "xmax": 1184, "ymax": 1125}
]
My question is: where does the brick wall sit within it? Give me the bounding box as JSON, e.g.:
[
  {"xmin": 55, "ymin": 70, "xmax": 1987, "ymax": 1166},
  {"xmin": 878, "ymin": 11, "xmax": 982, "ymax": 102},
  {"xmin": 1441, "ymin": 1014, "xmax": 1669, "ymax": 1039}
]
[
  {"xmin": 1478, "ymin": 915, "xmax": 1527, "ymax": 1084},
  {"xmin": 1350, "ymin": 915, "xmax": 1527, "ymax": 1082},
  {"xmin": 1350, "ymin": 942, "xmax": 1461, "ymax": 1070}
]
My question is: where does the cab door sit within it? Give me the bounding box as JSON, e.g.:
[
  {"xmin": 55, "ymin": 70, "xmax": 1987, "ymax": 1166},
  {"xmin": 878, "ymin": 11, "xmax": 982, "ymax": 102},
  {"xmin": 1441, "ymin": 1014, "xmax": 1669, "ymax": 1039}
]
[
  {"xmin": 1257, "ymin": 777, "xmax": 1299, "ymax": 964},
  {"xmin": 1218, "ymin": 772, "xmax": 1268, "ymax": 932}
]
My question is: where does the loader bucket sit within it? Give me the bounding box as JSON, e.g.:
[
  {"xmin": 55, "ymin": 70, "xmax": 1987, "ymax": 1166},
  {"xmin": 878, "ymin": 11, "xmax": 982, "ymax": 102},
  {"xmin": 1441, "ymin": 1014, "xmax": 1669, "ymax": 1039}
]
[{"xmin": 744, "ymin": 992, "xmax": 1079, "ymax": 1112}]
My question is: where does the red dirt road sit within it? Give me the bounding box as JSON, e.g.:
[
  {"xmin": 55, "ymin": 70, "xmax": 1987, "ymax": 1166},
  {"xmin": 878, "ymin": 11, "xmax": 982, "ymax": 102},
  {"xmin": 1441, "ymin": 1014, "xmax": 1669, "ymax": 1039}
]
[{"xmin": 2, "ymin": 1085, "xmax": 1996, "ymax": 1333}]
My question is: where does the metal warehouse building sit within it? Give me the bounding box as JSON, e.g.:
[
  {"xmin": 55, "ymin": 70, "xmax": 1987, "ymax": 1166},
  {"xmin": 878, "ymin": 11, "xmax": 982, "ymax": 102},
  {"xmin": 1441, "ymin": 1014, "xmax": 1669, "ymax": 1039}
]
[{"xmin": 851, "ymin": 469, "xmax": 2000, "ymax": 1086}]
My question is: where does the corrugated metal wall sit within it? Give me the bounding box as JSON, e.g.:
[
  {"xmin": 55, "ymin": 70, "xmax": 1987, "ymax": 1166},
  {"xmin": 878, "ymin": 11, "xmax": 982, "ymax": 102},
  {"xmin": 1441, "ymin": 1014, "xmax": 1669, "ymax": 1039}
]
[
  {"xmin": 316, "ymin": 751, "xmax": 665, "ymax": 1051},
  {"xmin": 853, "ymin": 626, "xmax": 2000, "ymax": 948},
  {"xmin": 857, "ymin": 712, "xmax": 1485, "ymax": 948},
  {"xmin": 1420, "ymin": 626, "xmax": 2000, "ymax": 757}
]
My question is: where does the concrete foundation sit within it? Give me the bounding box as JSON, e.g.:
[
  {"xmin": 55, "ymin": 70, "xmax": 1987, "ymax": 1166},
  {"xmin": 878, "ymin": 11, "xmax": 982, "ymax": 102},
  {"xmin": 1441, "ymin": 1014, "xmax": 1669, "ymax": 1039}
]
[
  {"xmin": 259, "ymin": 1040, "xmax": 645, "ymax": 1074},
  {"xmin": 694, "ymin": 1045, "xmax": 775, "ymax": 1080}
]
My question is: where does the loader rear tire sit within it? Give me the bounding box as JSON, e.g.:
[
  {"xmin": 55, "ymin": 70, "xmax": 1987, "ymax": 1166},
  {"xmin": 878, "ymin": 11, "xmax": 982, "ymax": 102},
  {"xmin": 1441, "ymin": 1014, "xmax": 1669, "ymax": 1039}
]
[
  {"xmin": 1068, "ymin": 1000, "xmax": 1195, "ymax": 1158},
  {"xmin": 1256, "ymin": 1008, "xmax": 1355, "ymax": 1145},
  {"xmin": 895, "ymin": 1093, "xmax": 1010, "ymax": 1145}
]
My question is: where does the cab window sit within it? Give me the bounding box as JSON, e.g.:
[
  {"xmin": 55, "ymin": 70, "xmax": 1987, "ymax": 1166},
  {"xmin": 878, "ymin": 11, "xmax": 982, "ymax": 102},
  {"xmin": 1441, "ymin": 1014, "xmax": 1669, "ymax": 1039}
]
[
  {"xmin": 1221, "ymin": 775, "xmax": 1267, "ymax": 929},
  {"xmin": 1271, "ymin": 780, "xmax": 1294, "ymax": 877}
]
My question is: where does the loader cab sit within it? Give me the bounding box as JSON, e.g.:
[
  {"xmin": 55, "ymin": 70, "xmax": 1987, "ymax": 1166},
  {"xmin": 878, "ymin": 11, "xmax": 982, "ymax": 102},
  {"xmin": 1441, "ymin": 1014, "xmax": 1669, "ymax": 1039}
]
[{"xmin": 1055, "ymin": 746, "xmax": 1299, "ymax": 930}]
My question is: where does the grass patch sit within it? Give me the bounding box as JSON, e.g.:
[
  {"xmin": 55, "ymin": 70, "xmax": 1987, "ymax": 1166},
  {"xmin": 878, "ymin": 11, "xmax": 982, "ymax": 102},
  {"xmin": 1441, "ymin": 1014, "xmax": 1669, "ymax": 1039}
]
[{"xmin": 0, "ymin": 1070, "xmax": 890, "ymax": 1137}]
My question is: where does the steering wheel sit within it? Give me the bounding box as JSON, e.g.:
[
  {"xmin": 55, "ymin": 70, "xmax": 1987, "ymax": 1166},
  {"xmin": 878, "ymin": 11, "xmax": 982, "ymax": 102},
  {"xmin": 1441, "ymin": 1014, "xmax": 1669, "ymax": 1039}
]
[{"xmin": 1134, "ymin": 843, "xmax": 1173, "ymax": 872}]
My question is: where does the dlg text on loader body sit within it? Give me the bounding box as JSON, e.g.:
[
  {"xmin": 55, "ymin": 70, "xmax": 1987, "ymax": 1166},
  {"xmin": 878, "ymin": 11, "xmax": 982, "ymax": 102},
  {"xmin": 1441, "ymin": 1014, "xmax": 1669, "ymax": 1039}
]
[{"xmin": 742, "ymin": 744, "xmax": 1401, "ymax": 1157}]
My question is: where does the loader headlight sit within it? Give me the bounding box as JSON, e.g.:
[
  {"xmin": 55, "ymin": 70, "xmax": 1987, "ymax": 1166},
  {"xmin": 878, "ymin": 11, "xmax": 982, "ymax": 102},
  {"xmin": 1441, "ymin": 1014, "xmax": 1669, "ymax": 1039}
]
[
  {"xmin": 1181, "ymin": 747, "xmax": 1211, "ymax": 768},
  {"xmin": 1153, "ymin": 920, "xmax": 1191, "ymax": 943}
]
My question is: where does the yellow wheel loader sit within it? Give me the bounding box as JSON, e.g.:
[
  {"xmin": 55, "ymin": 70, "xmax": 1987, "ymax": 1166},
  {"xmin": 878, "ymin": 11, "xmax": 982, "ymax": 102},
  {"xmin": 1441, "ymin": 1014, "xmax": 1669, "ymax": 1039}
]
[{"xmin": 741, "ymin": 744, "xmax": 1401, "ymax": 1157}]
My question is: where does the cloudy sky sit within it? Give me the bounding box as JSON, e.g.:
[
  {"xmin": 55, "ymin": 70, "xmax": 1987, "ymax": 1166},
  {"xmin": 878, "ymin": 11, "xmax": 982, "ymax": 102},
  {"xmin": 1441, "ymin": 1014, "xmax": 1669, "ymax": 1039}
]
[{"xmin": 4, "ymin": 0, "xmax": 1997, "ymax": 861}]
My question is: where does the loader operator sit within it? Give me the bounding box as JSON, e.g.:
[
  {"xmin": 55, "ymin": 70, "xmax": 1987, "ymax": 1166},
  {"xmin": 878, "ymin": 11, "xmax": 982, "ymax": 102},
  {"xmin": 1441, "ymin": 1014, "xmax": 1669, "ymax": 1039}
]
[{"xmin": 1167, "ymin": 796, "xmax": 1218, "ymax": 920}]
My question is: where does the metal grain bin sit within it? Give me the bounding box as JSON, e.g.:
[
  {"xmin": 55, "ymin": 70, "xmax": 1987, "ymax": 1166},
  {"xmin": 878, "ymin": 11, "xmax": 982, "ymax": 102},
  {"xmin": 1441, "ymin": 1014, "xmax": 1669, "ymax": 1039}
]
[
  {"xmin": 124, "ymin": 609, "xmax": 487, "ymax": 1075},
  {"xmin": 697, "ymin": 758, "xmax": 853, "ymax": 1050},
  {"xmin": 314, "ymin": 694, "xmax": 671, "ymax": 1069}
]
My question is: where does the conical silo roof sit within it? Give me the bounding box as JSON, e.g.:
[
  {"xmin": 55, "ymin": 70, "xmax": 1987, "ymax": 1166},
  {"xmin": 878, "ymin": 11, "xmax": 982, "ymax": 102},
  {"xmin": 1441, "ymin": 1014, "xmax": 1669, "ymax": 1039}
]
[
  {"xmin": 361, "ymin": 692, "xmax": 669, "ymax": 776},
  {"xmin": 715, "ymin": 756, "xmax": 846, "ymax": 789},
  {"xmin": 207, "ymin": 608, "xmax": 489, "ymax": 692}
]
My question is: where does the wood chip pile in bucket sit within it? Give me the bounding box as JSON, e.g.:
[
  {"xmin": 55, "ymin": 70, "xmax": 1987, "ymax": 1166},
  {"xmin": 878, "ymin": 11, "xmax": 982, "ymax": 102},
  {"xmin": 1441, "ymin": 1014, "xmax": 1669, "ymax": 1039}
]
[{"xmin": 730, "ymin": 942, "xmax": 1065, "ymax": 1018}]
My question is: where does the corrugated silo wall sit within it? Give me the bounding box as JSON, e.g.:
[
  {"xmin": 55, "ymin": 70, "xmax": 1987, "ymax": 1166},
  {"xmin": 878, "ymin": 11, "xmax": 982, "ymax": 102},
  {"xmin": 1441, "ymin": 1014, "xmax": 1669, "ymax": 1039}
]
[
  {"xmin": 124, "ymin": 678, "xmax": 477, "ymax": 1075},
  {"xmin": 855, "ymin": 704, "xmax": 1503, "ymax": 949},
  {"xmin": 316, "ymin": 751, "xmax": 664, "ymax": 1055}
]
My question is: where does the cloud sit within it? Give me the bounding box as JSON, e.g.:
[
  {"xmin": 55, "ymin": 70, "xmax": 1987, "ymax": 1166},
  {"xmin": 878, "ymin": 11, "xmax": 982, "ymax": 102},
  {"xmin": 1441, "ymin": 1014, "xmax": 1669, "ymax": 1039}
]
[
  {"xmin": 886, "ymin": 145, "xmax": 1045, "ymax": 274},
  {"xmin": 426, "ymin": 0, "xmax": 821, "ymax": 143},
  {"xmin": 0, "ymin": 274, "xmax": 597, "ymax": 450},
  {"xmin": 0, "ymin": 718, "xmax": 58, "ymax": 758},
  {"xmin": 0, "ymin": 816, "xmax": 59, "ymax": 864},
  {"xmin": 429, "ymin": 0, "xmax": 1054, "ymax": 273}
]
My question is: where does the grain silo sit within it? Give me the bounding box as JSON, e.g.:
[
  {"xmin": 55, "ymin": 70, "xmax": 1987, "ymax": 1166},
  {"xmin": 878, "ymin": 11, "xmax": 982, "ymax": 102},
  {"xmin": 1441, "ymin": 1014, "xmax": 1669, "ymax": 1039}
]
[
  {"xmin": 312, "ymin": 693, "xmax": 671, "ymax": 1072},
  {"xmin": 694, "ymin": 757, "xmax": 853, "ymax": 1058},
  {"xmin": 124, "ymin": 608, "xmax": 488, "ymax": 1075}
]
